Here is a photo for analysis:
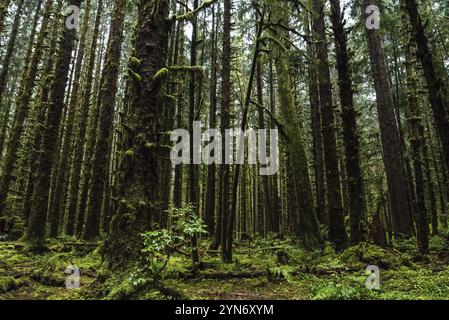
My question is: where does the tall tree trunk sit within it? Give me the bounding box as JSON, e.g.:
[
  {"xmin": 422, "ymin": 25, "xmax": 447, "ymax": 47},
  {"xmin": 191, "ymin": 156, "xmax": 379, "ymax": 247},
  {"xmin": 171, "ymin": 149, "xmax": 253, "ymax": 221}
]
[
  {"xmin": 401, "ymin": 2, "xmax": 429, "ymax": 254},
  {"xmin": 0, "ymin": 0, "xmax": 26, "ymax": 110},
  {"xmin": 362, "ymin": 0, "xmax": 414, "ymax": 236},
  {"xmin": 204, "ymin": 3, "xmax": 217, "ymax": 235},
  {"xmin": 330, "ymin": 0, "xmax": 366, "ymax": 244},
  {"xmin": 83, "ymin": 0, "xmax": 126, "ymax": 240},
  {"xmin": 405, "ymin": 0, "xmax": 449, "ymax": 175},
  {"xmin": 304, "ymin": 11, "xmax": 326, "ymax": 227},
  {"xmin": 172, "ymin": 6, "xmax": 185, "ymax": 209},
  {"xmin": 25, "ymin": 0, "xmax": 82, "ymax": 243},
  {"xmin": 268, "ymin": 59, "xmax": 282, "ymax": 233},
  {"xmin": 272, "ymin": 1, "xmax": 322, "ymax": 249},
  {"xmin": 312, "ymin": 0, "xmax": 347, "ymax": 249},
  {"xmin": 103, "ymin": 0, "xmax": 171, "ymax": 267},
  {"xmin": 0, "ymin": 0, "xmax": 53, "ymax": 217},
  {"xmin": 188, "ymin": 0, "xmax": 199, "ymax": 265},
  {"xmin": 65, "ymin": 0, "xmax": 104, "ymax": 236},
  {"xmin": 212, "ymin": 0, "xmax": 231, "ymax": 251},
  {"xmin": 49, "ymin": 0, "xmax": 92, "ymax": 237},
  {"xmin": 22, "ymin": 0, "xmax": 64, "ymax": 224}
]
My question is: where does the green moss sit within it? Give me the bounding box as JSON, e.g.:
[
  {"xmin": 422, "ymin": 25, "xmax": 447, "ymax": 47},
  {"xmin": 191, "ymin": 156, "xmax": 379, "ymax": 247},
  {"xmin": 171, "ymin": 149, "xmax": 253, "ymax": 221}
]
[
  {"xmin": 144, "ymin": 142, "xmax": 157, "ymax": 149},
  {"xmin": 129, "ymin": 56, "xmax": 141, "ymax": 66},
  {"xmin": 125, "ymin": 149, "xmax": 134, "ymax": 157},
  {"xmin": 153, "ymin": 68, "xmax": 169, "ymax": 81},
  {"xmin": 128, "ymin": 68, "xmax": 142, "ymax": 81},
  {"xmin": 339, "ymin": 242, "xmax": 404, "ymax": 269},
  {"xmin": 6, "ymin": 253, "xmax": 29, "ymax": 265},
  {"xmin": 0, "ymin": 276, "xmax": 18, "ymax": 293}
]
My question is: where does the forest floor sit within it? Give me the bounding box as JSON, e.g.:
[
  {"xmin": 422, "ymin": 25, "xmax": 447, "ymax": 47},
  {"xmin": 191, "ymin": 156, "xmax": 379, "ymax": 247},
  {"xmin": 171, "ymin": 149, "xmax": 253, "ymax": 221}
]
[{"xmin": 1, "ymin": 234, "xmax": 449, "ymax": 300}]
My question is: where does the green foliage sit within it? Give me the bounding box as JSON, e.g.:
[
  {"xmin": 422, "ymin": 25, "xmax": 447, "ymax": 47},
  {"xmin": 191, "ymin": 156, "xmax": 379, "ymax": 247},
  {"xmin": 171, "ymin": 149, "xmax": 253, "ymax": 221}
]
[
  {"xmin": 140, "ymin": 204, "xmax": 207, "ymax": 283},
  {"xmin": 429, "ymin": 235, "xmax": 449, "ymax": 253},
  {"xmin": 268, "ymin": 265, "xmax": 296, "ymax": 283},
  {"xmin": 311, "ymin": 274, "xmax": 378, "ymax": 300}
]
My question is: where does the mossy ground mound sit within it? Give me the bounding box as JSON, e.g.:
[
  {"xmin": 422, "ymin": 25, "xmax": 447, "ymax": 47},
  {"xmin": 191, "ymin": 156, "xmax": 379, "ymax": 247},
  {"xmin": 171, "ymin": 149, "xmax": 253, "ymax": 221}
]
[{"xmin": 339, "ymin": 242, "xmax": 409, "ymax": 269}]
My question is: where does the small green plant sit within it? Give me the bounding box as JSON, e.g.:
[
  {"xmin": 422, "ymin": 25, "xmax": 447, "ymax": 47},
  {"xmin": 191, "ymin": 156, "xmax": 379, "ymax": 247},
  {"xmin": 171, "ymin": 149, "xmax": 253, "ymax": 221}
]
[{"xmin": 140, "ymin": 204, "xmax": 207, "ymax": 284}]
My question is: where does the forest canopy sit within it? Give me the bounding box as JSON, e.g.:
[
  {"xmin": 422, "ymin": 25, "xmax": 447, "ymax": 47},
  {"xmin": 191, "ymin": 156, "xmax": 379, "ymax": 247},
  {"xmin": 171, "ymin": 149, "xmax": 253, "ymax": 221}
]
[{"xmin": 0, "ymin": 0, "xmax": 449, "ymax": 300}]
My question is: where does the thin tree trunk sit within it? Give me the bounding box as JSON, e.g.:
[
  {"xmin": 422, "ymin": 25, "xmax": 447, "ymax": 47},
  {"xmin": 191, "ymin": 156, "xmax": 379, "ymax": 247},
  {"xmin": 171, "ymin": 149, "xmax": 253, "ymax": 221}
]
[{"xmin": 204, "ymin": 3, "xmax": 217, "ymax": 235}]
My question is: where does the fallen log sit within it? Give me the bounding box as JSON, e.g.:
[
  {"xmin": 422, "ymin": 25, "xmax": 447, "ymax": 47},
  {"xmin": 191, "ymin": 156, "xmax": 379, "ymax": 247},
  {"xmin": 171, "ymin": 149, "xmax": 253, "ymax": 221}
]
[{"xmin": 172, "ymin": 265, "xmax": 363, "ymax": 281}]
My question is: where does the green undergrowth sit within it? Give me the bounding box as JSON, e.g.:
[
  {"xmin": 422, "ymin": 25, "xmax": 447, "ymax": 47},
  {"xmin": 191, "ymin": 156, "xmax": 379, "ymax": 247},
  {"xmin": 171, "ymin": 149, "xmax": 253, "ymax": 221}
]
[{"xmin": 1, "ymin": 232, "xmax": 449, "ymax": 300}]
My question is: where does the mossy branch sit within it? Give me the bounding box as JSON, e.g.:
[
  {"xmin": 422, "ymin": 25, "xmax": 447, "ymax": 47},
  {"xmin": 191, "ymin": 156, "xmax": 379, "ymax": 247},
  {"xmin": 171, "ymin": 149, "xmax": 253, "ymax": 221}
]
[
  {"xmin": 171, "ymin": 0, "xmax": 217, "ymax": 22},
  {"xmin": 249, "ymin": 100, "xmax": 288, "ymax": 140},
  {"xmin": 168, "ymin": 65, "xmax": 204, "ymax": 74},
  {"xmin": 153, "ymin": 66, "xmax": 203, "ymax": 82},
  {"xmin": 260, "ymin": 35, "xmax": 288, "ymax": 52}
]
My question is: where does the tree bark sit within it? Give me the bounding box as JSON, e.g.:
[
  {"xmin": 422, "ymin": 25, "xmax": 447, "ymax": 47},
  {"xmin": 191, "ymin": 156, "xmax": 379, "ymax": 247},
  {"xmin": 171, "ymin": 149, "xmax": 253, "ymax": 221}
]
[
  {"xmin": 330, "ymin": 0, "xmax": 366, "ymax": 244},
  {"xmin": 49, "ymin": 0, "xmax": 92, "ymax": 237},
  {"xmin": 103, "ymin": 0, "xmax": 171, "ymax": 267},
  {"xmin": 312, "ymin": 0, "xmax": 347, "ymax": 249},
  {"xmin": 25, "ymin": 0, "xmax": 82, "ymax": 243},
  {"xmin": 65, "ymin": 0, "xmax": 104, "ymax": 236},
  {"xmin": 362, "ymin": 0, "xmax": 414, "ymax": 236},
  {"xmin": 405, "ymin": 0, "xmax": 449, "ymax": 175},
  {"xmin": 0, "ymin": 0, "xmax": 53, "ymax": 217},
  {"xmin": 82, "ymin": 0, "xmax": 126, "ymax": 240},
  {"xmin": 272, "ymin": 1, "xmax": 322, "ymax": 249}
]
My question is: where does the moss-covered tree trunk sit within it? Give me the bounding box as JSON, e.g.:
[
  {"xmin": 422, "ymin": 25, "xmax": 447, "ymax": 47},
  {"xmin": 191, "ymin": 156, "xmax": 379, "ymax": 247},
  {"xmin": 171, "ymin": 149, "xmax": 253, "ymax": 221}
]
[
  {"xmin": 272, "ymin": 0, "xmax": 322, "ymax": 249},
  {"xmin": 172, "ymin": 11, "xmax": 185, "ymax": 209},
  {"xmin": 211, "ymin": 0, "xmax": 231, "ymax": 251},
  {"xmin": 24, "ymin": 0, "xmax": 82, "ymax": 243},
  {"xmin": 312, "ymin": 0, "xmax": 347, "ymax": 250},
  {"xmin": 103, "ymin": 0, "xmax": 171, "ymax": 267},
  {"xmin": 204, "ymin": 3, "xmax": 217, "ymax": 234},
  {"xmin": 304, "ymin": 11, "xmax": 326, "ymax": 227},
  {"xmin": 330, "ymin": 0, "xmax": 366, "ymax": 244},
  {"xmin": 1, "ymin": 0, "xmax": 43, "ymax": 158},
  {"xmin": 83, "ymin": 0, "xmax": 126, "ymax": 240},
  {"xmin": 0, "ymin": 0, "xmax": 53, "ymax": 217},
  {"xmin": 0, "ymin": 0, "xmax": 10, "ymax": 34},
  {"xmin": 362, "ymin": 0, "xmax": 414, "ymax": 236},
  {"xmin": 22, "ymin": 0, "xmax": 64, "ymax": 224},
  {"xmin": 49, "ymin": 0, "xmax": 92, "ymax": 237},
  {"xmin": 188, "ymin": 0, "xmax": 200, "ymax": 265},
  {"xmin": 405, "ymin": 0, "xmax": 449, "ymax": 176},
  {"xmin": 0, "ymin": 0, "xmax": 26, "ymax": 110},
  {"xmin": 65, "ymin": 0, "xmax": 103, "ymax": 236},
  {"xmin": 256, "ymin": 61, "xmax": 276, "ymax": 233},
  {"xmin": 401, "ymin": 2, "xmax": 429, "ymax": 254}
]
